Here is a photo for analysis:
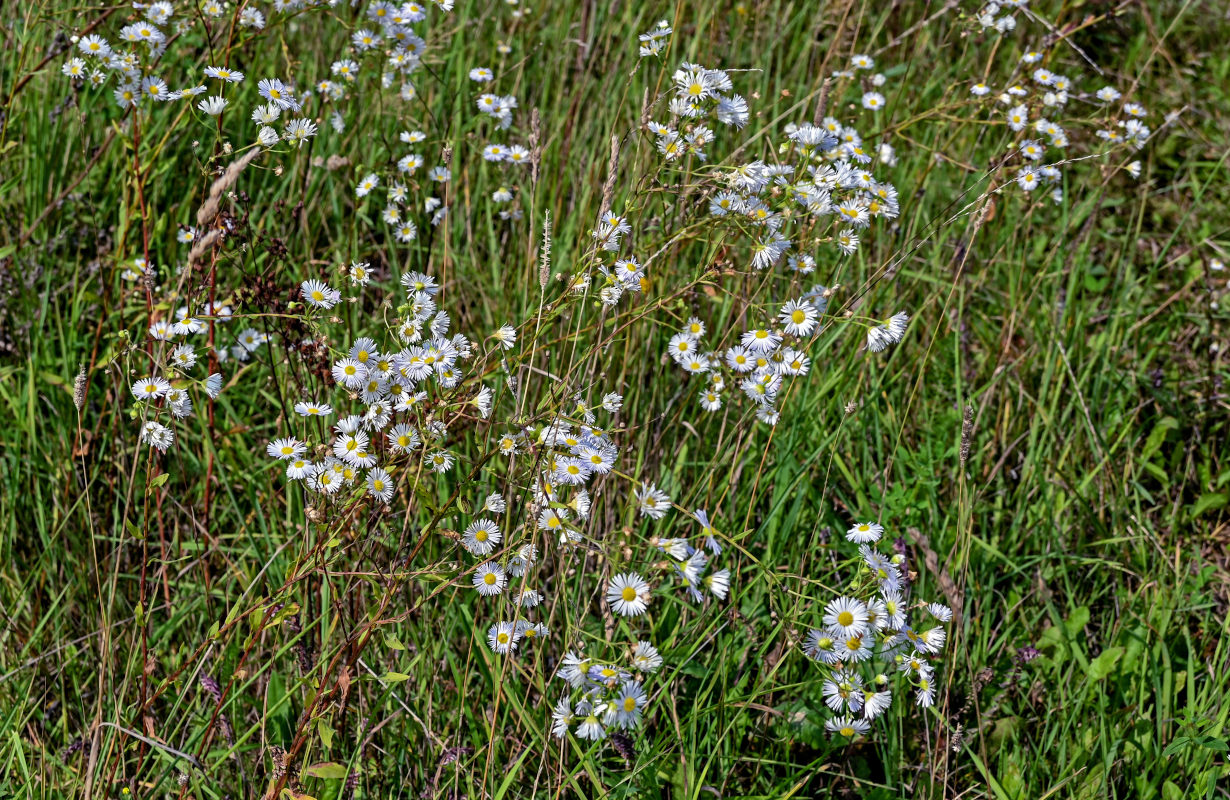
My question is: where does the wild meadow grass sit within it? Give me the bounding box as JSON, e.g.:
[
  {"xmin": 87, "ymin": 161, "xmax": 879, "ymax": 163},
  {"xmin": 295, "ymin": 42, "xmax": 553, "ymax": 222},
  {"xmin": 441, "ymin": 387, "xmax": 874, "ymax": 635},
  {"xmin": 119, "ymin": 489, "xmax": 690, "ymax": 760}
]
[{"xmin": 0, "ymin": 0, "xmax": 1227, "ymax": 798}]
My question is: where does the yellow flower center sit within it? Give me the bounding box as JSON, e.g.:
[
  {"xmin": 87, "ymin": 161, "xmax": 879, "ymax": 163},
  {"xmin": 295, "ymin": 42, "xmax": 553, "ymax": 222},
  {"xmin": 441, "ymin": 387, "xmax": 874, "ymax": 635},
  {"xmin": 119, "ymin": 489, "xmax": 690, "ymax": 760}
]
[
  {"xmin": 621, "ymin": 586, "xmax": 638, "ymax": 602},
  {"xmin": 483, "ymin": 573, "xmax": 497, "ymax": 585}
]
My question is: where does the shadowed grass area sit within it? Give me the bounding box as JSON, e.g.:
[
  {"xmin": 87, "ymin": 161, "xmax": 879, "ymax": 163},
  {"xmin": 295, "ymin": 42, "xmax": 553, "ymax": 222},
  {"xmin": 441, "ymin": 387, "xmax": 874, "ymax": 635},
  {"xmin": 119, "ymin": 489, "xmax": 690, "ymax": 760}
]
[{"xmin": 1, "ymin": 0, "xmax": 1228, "ymax": 798}]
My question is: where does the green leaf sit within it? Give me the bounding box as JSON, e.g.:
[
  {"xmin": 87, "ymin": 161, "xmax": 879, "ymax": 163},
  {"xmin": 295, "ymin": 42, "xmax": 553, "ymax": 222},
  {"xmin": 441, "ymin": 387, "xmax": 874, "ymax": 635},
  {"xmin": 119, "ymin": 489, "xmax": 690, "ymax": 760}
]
[
  {"xmin": 1087, "ymin": 646, "xmax": 1124, "ymax": 681},
  {"xmin": 1140, "ymin": 416, "xmax": 1178, "ymax": 462},
  {"xmin": 317, "ymin": 719, "xmax": 334, "ymax": 750},
  {"xmin": 304, "ymin": 762, "xmax": 347, "ymax": 779},
  {"xmin": 381, "ymin": 671, "xmax": 410, "ymax": 682},
  {"xmin": 384, "ymin": 633, "xmax": 407, "ymax": 651},
  {"xmin": 1189, "ymin": 493, "xmax": 1226, "ymax": 518},
  {"xmin": 1064, "ymin": 606, "xmax": 1090, "ymax": 638},
  {"xmin": 1162, "ymin": 737, "xmax": 1191, "ymax": 758},
  {"xmin": 148, "ymin": 472, "xmax": 170, "ymax": 491}
]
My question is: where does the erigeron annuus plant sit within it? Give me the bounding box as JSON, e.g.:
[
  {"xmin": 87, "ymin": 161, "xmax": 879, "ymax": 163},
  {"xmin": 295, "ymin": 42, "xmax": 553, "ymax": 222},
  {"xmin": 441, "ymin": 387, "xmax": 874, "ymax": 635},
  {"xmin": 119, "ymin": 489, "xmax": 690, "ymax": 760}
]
[
  {"xmin": 799, "ymin": 518, "xmax": 953, "ymax": 740},
  {"xmin": 61, "ymin": 0, "xmax": 1172, "ymax": 785}
]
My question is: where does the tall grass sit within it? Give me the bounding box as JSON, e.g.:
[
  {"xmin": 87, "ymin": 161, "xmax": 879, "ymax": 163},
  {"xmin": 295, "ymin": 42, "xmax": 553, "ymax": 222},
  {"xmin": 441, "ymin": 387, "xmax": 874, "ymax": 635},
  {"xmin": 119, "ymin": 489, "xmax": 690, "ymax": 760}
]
[{"xmin": 1, "ymin": 1, "xmax": 1228, "ymax": 799}]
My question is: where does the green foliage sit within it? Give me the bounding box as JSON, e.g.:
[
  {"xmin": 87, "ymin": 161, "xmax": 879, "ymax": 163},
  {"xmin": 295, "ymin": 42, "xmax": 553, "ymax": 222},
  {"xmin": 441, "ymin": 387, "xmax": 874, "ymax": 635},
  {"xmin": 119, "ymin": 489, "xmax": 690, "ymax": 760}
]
[{"xmin": 1, "ymin": 0, "xmax": 1228, "ymax": 798}]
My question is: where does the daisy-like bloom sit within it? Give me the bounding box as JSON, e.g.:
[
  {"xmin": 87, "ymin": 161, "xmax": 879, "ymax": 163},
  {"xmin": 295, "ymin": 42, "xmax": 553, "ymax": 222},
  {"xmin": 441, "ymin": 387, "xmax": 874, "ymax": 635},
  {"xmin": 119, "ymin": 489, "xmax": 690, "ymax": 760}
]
[
  {"xmin": 550, "ymin": 696, "xmax": 574, "ymax": 738},
  {"xmin": 196, "ymin": 95, "xmax": 226, "ymax": 115},
  {"xmin": 823, "ymin": 596, "xmax": 869, "ymax": 638},
  {"xmin": 741, "ymin": 328, "xmax": 782, "ymax": 353},
  {"xmin": 614, "ymin": 681, "xmax": 648, "ymax": 729},
  {"xmin": 348, "ymin": 261, "xmax": 372, "ymax": 286},
  {"xmin": 916, "ymin": 626, "xmax": 948, "ymax": 654},
  {"xmin": 839, "ymin": 632, "xmax": 874, "ymax": 662},
  {"xmin": 1007, "ymin": 104, "xmax": 1028, "ymax": 132},
  {"xmin": 631, "ymin": 640, "xmax": 663, "ymax": 673},
  {"xmin": 899, "ymin": 651, "xmax": 934, "ymax": 678},
  {"xmin": 78, "ymin": 35, "xmax": 111, "ymax": 57},
  {"xmin": 140, "ymin": 420, "xmax": 174, "ymax": 453},
  {"xmin": 472, "ymin": 561, "xmax": 506, "ymax": 596},
  {"xmin": 916, "ymin": 675, "xmax": 937, "ymax": 707},
  {"xmin": 462, "ymin": 518, "xmax": 501, "ymax": 556},
  {"xmin": 1016, "ymin": 165, "xmax": 1040, "ymax": 192},
  {"xmin": 514, "ymin": 588, "xmax": 543, "ymax": 609},
  {"xmin": 861, "ymin": 91, "xmax": 885, "ymax": 110},
  {"xmin": 1096, "ymin": 86, "xmax": 1121, "ymax": 103},
  {"xmin": 469, "ymin": 66, "xmax": 494, "ymax": 82},
  {"xmin": 867, "ymin": 312, "xmax": 909, "ymax": 353},
  {"xmin": 203, "ymin": 65, "xmax": 243, "ymax": 83},
  {"xmin": 257, "ymin": 126, "xmax": 280, "ymax": 147},
  {"xmin": 333, "ymin": 432, "xmax": 370, "ymax": 463},
  {"xmin": 387, "ymin": 423, "xmax": 419, "ymax": 453},
  {"xmin": 724, "ymin": 345, "xmax": 753, "ymax": 373},
  {"xmin": 428, "ymin": 449, "xmax": 454, "ymax": 473},
  {"xmin": 257, "ymin": 77, "xmax": 298, "ymax": 110},
  {"xmin": 62, "ymin": 58, "xmax": 86, "ymax": 79},
  {"xmin": 803, "ymin": 629, "xmax": 840, "ymax": 664},
  {"xmin": 704, "ymin": 568, "xmax": 731, "ymax": 600},
  {"xmin": 283, "ymin": 118, "xmax": 318, "ymax": 148},
  {"xmin": 483, "ymin": 492, "xmax": 507, "ymax": 513},
  {"xmin": 862, "ymin": 689, "xmax": 893, "ymax": 720},
  {"xmin": 487, "ymin": 621, "xmax": 519, "ymax": 654},
  {"xmin": 533, "ymin": 507, "xmax": 565, "ymax": 539},
  {"xmin": 750, "ymin": 234, "xmax": 791, "ymax": 269},
  {"xmin": 826, "ymin": 715, "xmax": 871, "ymax": 739},
  {"xmin": 1020, "ymin": 139, "xmax": 1044, "ymax": 160},
  {"xmin": 635, "ymin": 484, "xmax": 671, "ymax": 519},
  {"xmin": 606, "ymin": 572, "xmax": 651, "ymax": 617},
  {"xmin": 140, "ymin": 76, "xmax": 171, "ymax": 102},
  {"xmin": 560, "ymin": 649, "xmax": 592, "ymax": 684},
  {"xmin": 332, "ymin": 358, "xmax": 367, "ymax": 389},
  {"xmin": 301, "ymin": 280, "xmax": 340, "ymax": 309},
  {"xmin": 491, "ymin": 324, "xmax": 517, "ymax": 349},
  {"xmin": 970, "ymin": 82, "xmax": 991, "ymax": 96},
  {"xmin": 131, "ymin": 377, "xmax": 171, "ymax": 401},
  {"xmin": 149, "ymin": 321, "xmax": 174, "ymax": 341},
  {"xmin": 267, "ymin": 437, "xmax": 306, "ymax": 460},
  {"xmin": 394, "ymin": 222, "xmax": 418, "ymax": 243},
  {"xmin": 667, "ymin": 332, "xmax": 698, "ymax": 361},
  {"xmin": 170, "ymin": 344, "xmax": 196, "ymax": 370},
  {"xmin": 822, "ymin": 670, "xmax": 863, "ymax": 712},
  {"xmin": 846, "ymin": 520, "xmax": 883, "ymax": 543},
  {"xmin": 699, "ymin": 389, "xmax": 722, "ymax": 411},
  {"xmin": 779, "ymin": 299, "xmax": 819, "ymax": 337},
  {"xmin": 285, "ymin": 459, "xmax": 312, "ymax": 480},
  {"xmin": 890, "ymin": 310, "xmax": 910, "ymax": 337},
  {"xmin": 367, "ymin": 467, "xmax": 394, "ymax": 502},
  {"xmin": 928, "ymin": 602, "xmax": 954, "ymax": 622},
  {"xmin": 881, "ymin": 589, "xmax": 907, "ymax": 631},
  {"xmin": 355, "ymin": 173, "xmax": 380, "ymax": 198},
  {"xmin": 205, "ymin": 373, "xmax": 223, "ymax": 399},
  {"xmin": 575, "ymin": 706, "xmax": 606, "ymax": 741},
  {"xmin": 113, "ymin": 82, "xmax": 140, "ymax": 109},
  {"xmin": 293, "ymin": 401, "xmax": 333, "ymax": 417}
]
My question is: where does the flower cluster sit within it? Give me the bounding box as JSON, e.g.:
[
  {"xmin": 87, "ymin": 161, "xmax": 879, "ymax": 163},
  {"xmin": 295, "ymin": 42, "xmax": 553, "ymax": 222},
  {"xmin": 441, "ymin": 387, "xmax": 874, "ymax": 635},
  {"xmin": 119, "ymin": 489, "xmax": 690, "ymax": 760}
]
[
  {"xmin": 802, "ymin": 518, "xmax": 952, "ymax": 739},
  {"xmin": 550, "ymin": 641, "xmax": 662, "ymax": 742}
]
